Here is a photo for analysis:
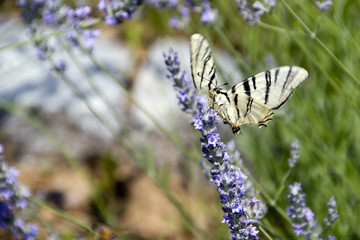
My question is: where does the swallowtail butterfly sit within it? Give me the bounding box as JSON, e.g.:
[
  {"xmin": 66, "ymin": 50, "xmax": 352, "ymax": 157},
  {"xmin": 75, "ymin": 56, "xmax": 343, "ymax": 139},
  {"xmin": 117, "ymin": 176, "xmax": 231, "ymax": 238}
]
[{"xmin": 190, "ymin": 33, "xmax": 309, "ymax": 134}]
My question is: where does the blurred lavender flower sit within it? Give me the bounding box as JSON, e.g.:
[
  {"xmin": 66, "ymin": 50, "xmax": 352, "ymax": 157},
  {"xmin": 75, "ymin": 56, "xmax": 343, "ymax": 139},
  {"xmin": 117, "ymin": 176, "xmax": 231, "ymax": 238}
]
[
  {"xmin": 54, "ymin": 59, "xmax": 66, "ymax": 73},
  {"xmin": 315, "ymin": 0, "xmax": 332, "ymax": 12},
  {"xmin": 287, "ymin": 183, "xmax": 338, "ymax": 240},
  {"xmin": 236, "ymin": 0, "xmax": 276, "ymax": 25},
  {"xmin": 168, "ymin": 5, "xmax": 190, "ymax": 29},
  {"xmin": 147, "ymin": 0, "xmax": 217, "ymax": 28},
  {"xmin": 198, "ymin": 0, "xmax": 218, "ymax": 25},
  {"xmin": 0, "ymin": 144, "xmax": 38, "ymax": 239},
  {"xmin": 98, "ymin": 0, "xmax": 143, "ymax": 25},
  {"xmin": 288, "ymin": 139, "xmax": 300, "ymax": 167},
  {"xmin": 145, "ymin": 0, "xmax": 178, "ymax": 8},
  {"xmin": 164, "ymin": 48, "xmax": 265, "ymax": 240},
  {"xmin": 324, "ymin": 196, "xmax": 338, "ymax": 226},
  {"xmin": 17, "ymin": 0, "xmax": 101, "ymax": 69},
  {"xmin": 287, "ymin": 183, "xmax": 318, "ymax": 238}
]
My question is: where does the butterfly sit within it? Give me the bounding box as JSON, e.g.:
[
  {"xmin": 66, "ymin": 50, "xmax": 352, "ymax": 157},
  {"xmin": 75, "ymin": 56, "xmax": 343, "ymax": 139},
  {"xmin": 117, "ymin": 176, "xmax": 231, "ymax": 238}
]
[{"xmin": 190, "ymin": 33, "xmax": 309, "ymax": 134}]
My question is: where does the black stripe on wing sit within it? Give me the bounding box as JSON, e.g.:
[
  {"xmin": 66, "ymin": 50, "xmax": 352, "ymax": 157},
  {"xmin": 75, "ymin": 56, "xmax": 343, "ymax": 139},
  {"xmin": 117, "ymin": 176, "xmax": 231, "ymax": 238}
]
[{"xmin": 264, "ymin": 70, "xmax": 271, "ymax": 104}]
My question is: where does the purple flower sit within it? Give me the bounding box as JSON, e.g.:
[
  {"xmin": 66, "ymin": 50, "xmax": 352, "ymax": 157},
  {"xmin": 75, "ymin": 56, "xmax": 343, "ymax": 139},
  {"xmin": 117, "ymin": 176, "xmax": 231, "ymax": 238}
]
[
  {"xmin": 163, "ymin": 48, "xmax": 265, "ymax": 240},
  {"xmin": 185, "ymin": 0, "xmax": 217, "ymax": 25},
  {"xmin": 324, "ymin": 196, "xmax": 338, "ymax": 226},
  {"xmin": 17, "ymin": 0, "xmax": 101, "ymax": 69},
  {"xmin": 147, "ymin": 0, "xmax": 217, "ymax": 28},
  {"xmin": 0, "ymin": 201, "xmax": 14, "ymax": 228},
  {"xmin": 316, "ymin": 0, "xmax": 332, "ymax": 11},
  {"xmin": 0, "ymin": 144, "xmax": 38, "ymax": 239},
  {"xmin": 74, "ymin": 6, "xmax": 92, "ymax": 20},
  {"xmin": 288, "ymin": 139, "xmax": 300, "ymax": 167},
  {"xmin": 236, "ymin": 0, "xmax": 276, "ymax": 25},
  {"xmin": 54, "ymin": 60, "xmax": 66, "ymax": 73},
  {"xmin": 169, "ymin": 5, "xmax": 190, "ymax": 29},
  {"xmin": 200, "ymin": 2, "xmax": 217, "ymax": 25},
  {"xmin": 145, "ymin": 0, "xmax": 178, "ymax": 8},
  {"xmin": 287, "ymin": 183, "xmax": 318, "ymax": 238},
  {"xmin": 98, "ymin": 0, "xmax": 143, "ymax": 25},
  {"xmin": 287, "ymin": 183, "xmax": 338, "ymax": 239}
]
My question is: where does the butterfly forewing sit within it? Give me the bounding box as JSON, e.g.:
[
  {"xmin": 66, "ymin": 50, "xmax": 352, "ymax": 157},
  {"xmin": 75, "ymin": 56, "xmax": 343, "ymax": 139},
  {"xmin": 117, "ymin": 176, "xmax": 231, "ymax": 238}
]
[
  {"xmin": 190, "ymin": 34, "xmax": 218, "ymax": 95},
  {"xmin": 231, "ymin": 66, "xmax": 309, "ymax": 110}
]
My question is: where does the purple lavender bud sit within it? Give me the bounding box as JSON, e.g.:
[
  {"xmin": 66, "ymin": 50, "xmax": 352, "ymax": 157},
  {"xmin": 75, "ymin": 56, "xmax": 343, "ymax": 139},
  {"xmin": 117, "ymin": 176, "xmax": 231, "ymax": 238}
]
[
  {"xmin": 54, "ymin": 60, "xmax": 66, "ymax": 73},
  {"xmin": 98, "ymin": 0, "xmax": 143, "ymax": 26},
  {"xmin": 0, "ymin": 145, "xmax": 38, "ymax": 238},
  {"xmin": 316, "ymin": 0, "xmax": 332, "ymax": 11},
  {"xmin": 324, "ymin": 196, "xmax": 338, "ymax": 226},
  {"xmin": 98, "ymin": 0, "xmax": 106, "ymax": 11},
  {"xmin": 288, "ymin": 139, "xmax": 300, "ymax": 167},
  {"xmin": 287, "ymin": 183, "xmax": 318, "ymax": 238},
  {"xmin": 200, "ymin": 4, "xmax": 217, "ymax": 24},
  {"xmin": 236, "ymin": 0, "xmax": 276, "ymax": 25},
  {"xmin": 74, "ymin": 6, "xmax": 92, "ymax": 20},
  {"xmin": 42, "ymin": 11, "xmax": 57, "ymax": 24},
  {"xmin": 5, "ymin": 167, "xmax": 19, "ymax": 185},
  {"xmin": 105, "ymin": 15, "xmax": 119, "ymax": 25},
  {"xmin": 0, "ymin": 201, "xmax": 14, "ymax": 228}
]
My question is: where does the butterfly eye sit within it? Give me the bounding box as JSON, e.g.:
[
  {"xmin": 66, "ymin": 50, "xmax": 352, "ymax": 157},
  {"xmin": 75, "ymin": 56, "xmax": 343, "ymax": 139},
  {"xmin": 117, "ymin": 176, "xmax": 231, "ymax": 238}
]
[{"xmin": 216, "ymin": 89, "xmax": 221, "ymax": 94}]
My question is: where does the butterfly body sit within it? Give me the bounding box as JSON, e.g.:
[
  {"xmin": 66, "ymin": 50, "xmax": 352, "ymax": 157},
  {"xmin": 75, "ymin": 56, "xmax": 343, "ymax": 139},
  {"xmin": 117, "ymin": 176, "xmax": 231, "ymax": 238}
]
[
  {"xmin": 208, "ymin": 87, "xmax": 273, "ymax": 134},
  {"xmin": 190, "ymin": 33, "xmax": 308, "ymax": 134}
]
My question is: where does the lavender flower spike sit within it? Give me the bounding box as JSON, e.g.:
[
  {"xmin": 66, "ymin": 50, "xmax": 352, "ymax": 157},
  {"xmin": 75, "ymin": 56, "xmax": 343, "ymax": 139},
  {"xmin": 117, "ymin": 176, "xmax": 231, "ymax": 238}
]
[
  {"xmin": 164, "ymin": 48, "xmax": 265, "ymax": 240},
  {"xmin": 287, "ymin": 183, "xmax": 318, "ymax": 238},
  {"xmin": 236, "ymin": 0, "xmax": 276, "ymax": 25},
  {"xmin": 324, "ymin": 196, "xmax": 338, "ymax": 226},
  {"xmin": 288, "ymin": 139, "xmax": 300, "ymax": 167},
  {"xmin": 0, "ymin": 144, "xmax": 38, "ymax": 239},
  {"xmin": 98, "ymin": 0, "xmax": 143, "ymax": 25}
]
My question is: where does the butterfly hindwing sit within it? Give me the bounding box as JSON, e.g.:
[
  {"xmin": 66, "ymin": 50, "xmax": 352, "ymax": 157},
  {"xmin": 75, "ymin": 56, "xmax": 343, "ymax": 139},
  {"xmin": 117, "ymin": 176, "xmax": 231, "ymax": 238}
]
[
  {"xmin": 231, "ymin": 66, "xmax": 309, "ymax": 110},
  {"xmin": 190, "ymin": 34, "xmax": 217, "ymax": 95},
  {"xmin": 228, "ymin": 93, "xmax": 273, "ymax": 127}
]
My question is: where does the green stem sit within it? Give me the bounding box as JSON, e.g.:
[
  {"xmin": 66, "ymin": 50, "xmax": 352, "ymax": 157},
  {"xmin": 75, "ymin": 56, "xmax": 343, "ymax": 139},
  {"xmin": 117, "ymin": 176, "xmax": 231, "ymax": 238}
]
[
  {"xmin": 28, "ymin": 197, "xmax": 93, "ymax": 234},
  {"xmin": 258, "ymin": 21, "xmax": 287, "ymax": 34},
  {"xmin": 0, "ymin": 30, "xmax": 70, "ymax": 52},
  {"xmin": 272, "ymin": 167, "xmax": 293, "ymax": 205},
  {"xmin": 258, "ymin": 225, "xmax": 276, "ymax": 240}
]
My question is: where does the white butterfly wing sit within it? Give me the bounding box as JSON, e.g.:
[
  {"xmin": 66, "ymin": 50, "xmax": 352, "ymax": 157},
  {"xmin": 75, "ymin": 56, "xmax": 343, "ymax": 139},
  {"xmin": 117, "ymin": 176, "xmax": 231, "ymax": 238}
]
[
  {"xmin": 228, "ymin": 94, "xmax": 273, "ymax": 126},
  {"xmin": 190, "ymin": 33, "xmax": 218, "ymax": 95},
  {"xmin": 230, "ymin": 66, "xmax": 309, "ymax": 110},
  {"xmin": 228, "ymin": 66, "xmax": 308, "ymax": 127}
]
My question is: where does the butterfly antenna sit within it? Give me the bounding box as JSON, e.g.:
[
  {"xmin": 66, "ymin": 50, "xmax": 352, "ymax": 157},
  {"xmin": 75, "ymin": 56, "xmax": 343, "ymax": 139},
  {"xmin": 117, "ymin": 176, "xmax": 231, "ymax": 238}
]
[{"xmin": 197, "ymin": 72, "xmax": 211, "ymax": 82}]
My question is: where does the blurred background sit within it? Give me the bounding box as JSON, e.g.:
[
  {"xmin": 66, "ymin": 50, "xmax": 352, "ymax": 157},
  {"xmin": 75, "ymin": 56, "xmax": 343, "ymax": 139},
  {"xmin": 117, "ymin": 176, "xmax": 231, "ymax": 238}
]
[{"xmin": 0, "ymin": 0, "xmax": 359, "ymax": 239}]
